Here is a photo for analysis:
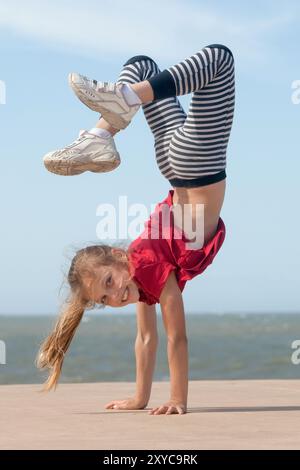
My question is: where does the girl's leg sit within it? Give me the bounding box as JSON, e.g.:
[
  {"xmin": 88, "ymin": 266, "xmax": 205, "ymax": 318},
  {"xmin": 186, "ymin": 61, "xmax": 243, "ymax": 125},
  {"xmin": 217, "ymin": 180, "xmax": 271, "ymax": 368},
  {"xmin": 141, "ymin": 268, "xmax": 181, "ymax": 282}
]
[
  {"xmin": 67, "ymin": 46, "xmax": 234, "ymax": 183},
  {"xmin": 166, "ymin": 44, "xmax": 235, "ymax": 187},
  {"xmin": 116, "ymin": 55, "xmax": 186, "ymax": 139},
  {"xmin": 121, "ymin": 45, "xmax": 235, "ymax": 187},
  {"xmin": 114, "ymin": 55, "xmax": 187, "ymax": 179},
  {"xmin": 94, "ymin": 118, "xmax": 120, "ymax": 136}
]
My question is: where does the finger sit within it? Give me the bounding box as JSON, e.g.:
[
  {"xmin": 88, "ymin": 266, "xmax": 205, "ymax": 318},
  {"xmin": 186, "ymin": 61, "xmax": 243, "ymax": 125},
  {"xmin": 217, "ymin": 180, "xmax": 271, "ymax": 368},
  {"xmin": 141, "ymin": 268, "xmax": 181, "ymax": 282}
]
[
  {"xmin": 177, "ymin": 407, "xmax": 184, "ymax": 414},
  {"xmin": 105, "ymin": 403, "xmax": 115, "ymax": 409},
  {"xmin": 107, "ymin": 399, "xmax": 126, "ymax": 409},
  {"xmin": 112, "ymin": 403, "xmax": 123, "ymax": 409},
  {"xmin": 105, "ymin": 400, "xmax": 120, "ymax": 407},
  {"xmin": 106, "ymin": 402, "xmax": 121, "ymax": 409},
  {"xmin": 166, "ymin": 407, "xmax": 175, "ymax": 415},
  {"xmin": 155, "ymin": 406, "xmax": 167, "ymax": 415},
  {"xmin": 148, "ymin": 407, "xmax": 158, "ymax": 415}
]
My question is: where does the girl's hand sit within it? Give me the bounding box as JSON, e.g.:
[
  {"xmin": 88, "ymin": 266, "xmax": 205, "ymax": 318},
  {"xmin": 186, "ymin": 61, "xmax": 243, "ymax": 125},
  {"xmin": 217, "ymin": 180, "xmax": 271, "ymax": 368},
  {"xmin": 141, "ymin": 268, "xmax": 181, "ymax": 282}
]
[
  {"xmin": 148, "ymin": 400, "xmax": 187, "ymax": 415},
  {"xmin": 105, "ymin": 397, "xmax": 146, "ymax": 410}
]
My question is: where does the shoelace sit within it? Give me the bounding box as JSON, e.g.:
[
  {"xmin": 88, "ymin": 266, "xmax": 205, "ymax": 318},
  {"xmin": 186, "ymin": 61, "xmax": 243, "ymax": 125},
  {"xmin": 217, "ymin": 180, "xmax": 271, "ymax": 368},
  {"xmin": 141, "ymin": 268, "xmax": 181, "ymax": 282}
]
[
  {"xmin": 97, "ymin": 81, "xmax": 116, "ymax": 93},
  {"xmin": 81, "ymin": 74, "xmax": 117, "ymax": 93},
  {"xmin": 64, "ymin": 130, "xmax": 89, "ymax": 149}
]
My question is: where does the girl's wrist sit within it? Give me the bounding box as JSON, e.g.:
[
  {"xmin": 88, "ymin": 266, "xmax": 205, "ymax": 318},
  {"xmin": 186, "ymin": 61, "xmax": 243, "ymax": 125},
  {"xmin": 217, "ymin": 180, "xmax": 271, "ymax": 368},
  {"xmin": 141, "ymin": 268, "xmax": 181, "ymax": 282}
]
[
  {"xmin": 170, "ymin": 397, "xmax": 187, "ymax": 407},
  {"xmin": 134, "ymin": 395, "xmax": 148, "ymax": 407}
]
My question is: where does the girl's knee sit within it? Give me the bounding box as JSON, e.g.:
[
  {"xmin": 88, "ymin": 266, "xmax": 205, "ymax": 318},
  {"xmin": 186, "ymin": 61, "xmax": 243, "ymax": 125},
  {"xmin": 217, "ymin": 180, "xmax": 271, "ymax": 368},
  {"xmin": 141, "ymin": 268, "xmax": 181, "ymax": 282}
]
[
  {"xmin": 123, "ymin": 55, "xmax": 156, "ymax": 67},
  {"xmin": 206, "ymin": 43, "xmax": 234, "ymax": 59}
]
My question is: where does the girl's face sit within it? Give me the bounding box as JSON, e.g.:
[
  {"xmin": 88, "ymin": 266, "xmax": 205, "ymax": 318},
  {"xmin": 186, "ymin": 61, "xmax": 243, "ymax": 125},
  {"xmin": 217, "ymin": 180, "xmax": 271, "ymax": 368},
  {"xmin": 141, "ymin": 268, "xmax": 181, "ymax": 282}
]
[{"xmin": 84, "ymin": 262, "xmax": 140, "ymax": 308}]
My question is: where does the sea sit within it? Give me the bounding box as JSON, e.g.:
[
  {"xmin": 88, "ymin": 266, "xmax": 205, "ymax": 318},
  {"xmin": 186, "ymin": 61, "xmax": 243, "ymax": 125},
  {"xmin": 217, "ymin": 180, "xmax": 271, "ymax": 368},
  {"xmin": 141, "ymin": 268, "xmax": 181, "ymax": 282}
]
[{"xmin": 0, "ymin": 313, "xmax": 300, "ymax": 385}]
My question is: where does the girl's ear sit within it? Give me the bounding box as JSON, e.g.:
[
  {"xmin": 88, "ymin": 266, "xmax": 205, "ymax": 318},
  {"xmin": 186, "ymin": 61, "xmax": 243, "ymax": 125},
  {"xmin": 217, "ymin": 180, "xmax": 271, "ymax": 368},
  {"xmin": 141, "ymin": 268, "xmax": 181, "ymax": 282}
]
[{"xmin": 111, "ymin": 248, "xmax": 127, "ymax": 259}]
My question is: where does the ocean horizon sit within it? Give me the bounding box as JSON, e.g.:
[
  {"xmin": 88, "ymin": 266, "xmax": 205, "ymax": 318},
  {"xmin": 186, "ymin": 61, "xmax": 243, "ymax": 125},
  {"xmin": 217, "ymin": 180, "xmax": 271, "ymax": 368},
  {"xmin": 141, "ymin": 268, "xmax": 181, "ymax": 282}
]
[{"xmin": 1, "ymin": 313, "xmax": 300, "ymax": 385}]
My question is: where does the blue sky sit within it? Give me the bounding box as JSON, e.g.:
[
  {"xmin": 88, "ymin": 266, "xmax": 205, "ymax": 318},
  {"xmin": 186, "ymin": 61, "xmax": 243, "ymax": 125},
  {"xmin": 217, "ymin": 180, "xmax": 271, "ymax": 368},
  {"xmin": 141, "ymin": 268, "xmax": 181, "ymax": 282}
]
[{"xmin": 0, "ymin": 0, "xmax": 299, "ymax": 314}]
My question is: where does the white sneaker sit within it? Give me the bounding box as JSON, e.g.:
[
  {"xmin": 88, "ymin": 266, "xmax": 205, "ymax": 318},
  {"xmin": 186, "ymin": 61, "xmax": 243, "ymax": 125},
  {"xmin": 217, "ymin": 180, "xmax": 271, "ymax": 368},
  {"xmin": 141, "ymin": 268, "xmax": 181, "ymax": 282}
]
[
  {"xmin": 43, "ymin": 130, "xmax": 121, "ymax": 176},
  {"xmin": 68, "ymin": 73, "xmax": 140, "ymax": 130}
]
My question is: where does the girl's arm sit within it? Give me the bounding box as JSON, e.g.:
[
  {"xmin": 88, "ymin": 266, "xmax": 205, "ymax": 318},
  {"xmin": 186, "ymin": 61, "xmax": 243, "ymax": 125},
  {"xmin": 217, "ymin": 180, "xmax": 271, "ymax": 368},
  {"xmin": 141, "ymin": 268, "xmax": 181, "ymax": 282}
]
[
  {"xmin": 105, "ymin": 302, "xmax": 158, "ymax": 411},
  {"xmin": 158, "ymin": 271, "xmax": 188, "ymax": 411},
  {"xmin": 134, "ymin": 301, "xmax": 159, "ymax": 407}
]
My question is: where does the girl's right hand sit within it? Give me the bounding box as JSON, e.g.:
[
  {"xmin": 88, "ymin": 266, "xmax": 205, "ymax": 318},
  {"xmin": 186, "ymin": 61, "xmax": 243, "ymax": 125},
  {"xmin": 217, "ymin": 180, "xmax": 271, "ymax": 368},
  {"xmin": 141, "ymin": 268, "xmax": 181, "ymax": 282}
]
[{"xmin": 105, "ymin": 397, "xmax": 146, "ymax": 410}]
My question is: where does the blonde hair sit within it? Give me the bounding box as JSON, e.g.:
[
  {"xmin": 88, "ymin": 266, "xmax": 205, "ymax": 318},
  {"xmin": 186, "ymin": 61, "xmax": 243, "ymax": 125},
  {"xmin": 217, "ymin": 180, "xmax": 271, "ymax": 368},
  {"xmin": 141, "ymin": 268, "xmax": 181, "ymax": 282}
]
[{"xmin": 35, "ymin": 244, "xmax": 129, "ymax": 391}]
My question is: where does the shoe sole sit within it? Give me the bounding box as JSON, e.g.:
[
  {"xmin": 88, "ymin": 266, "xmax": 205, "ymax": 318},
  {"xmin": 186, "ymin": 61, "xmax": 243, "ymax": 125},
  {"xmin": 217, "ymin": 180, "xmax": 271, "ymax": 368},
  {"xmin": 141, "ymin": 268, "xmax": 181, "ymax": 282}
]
[
  {"xmin": 68, "ymin": 73, "xmax": 129, "ymax": 130},
  {"xmin": 44, "ymin": 153, "xmax": 121, "ymax": 176}
]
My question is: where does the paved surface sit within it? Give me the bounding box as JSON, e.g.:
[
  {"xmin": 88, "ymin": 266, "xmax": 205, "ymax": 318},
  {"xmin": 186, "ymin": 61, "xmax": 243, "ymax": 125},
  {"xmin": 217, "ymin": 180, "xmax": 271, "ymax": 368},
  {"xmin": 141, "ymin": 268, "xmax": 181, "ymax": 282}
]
[{"xmin": 1, "ymin": 380, "xmax": 300, "ymax": 449}]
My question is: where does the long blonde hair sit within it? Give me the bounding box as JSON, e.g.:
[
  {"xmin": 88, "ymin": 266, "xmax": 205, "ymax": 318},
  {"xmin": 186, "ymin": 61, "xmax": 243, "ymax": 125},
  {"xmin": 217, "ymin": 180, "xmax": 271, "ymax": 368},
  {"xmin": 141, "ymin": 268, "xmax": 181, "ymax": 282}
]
[{"xmin": 35, "ymin": 244, "xmax": 129, "ymax": 391}]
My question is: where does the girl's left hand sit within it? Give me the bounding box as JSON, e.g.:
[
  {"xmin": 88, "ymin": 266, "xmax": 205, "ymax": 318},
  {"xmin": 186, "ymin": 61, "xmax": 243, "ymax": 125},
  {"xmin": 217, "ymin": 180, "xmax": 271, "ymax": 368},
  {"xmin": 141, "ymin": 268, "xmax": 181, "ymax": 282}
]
[{"xmin": 148, "ymin": 400, "xmax": 187, "ymax": 415}]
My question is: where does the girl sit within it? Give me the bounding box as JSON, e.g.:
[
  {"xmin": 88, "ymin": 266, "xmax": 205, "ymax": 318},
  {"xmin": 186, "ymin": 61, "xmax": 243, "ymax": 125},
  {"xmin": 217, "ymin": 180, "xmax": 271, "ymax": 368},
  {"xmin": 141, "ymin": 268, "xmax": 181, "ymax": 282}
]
[{"xmin": 37, "ymin": 44, "xmax": 235, "ymax": 416}]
